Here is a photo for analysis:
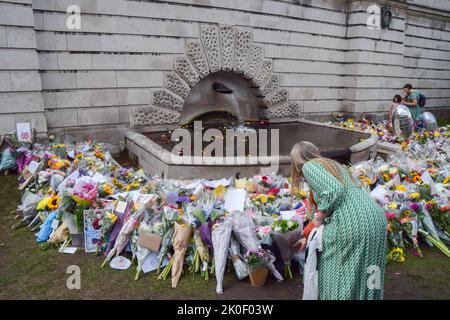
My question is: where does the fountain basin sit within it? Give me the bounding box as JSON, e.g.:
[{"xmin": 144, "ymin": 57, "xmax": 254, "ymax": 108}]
[{"xmin": 125, "ymin": 119, "xmax": 378, "ymax": 179}]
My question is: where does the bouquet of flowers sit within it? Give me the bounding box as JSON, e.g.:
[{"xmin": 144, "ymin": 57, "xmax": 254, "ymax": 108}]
[
  {"xmin": 171, "ymin": 220, "xmax": 193, "ymax": 288},
  {"xmin": 228, "ymin": 236, "xmax": 248, "ymax": 280},
  {"xmin": 191, "ymin": 229, "xmax": 210, "ymax": 280},
  {"xmin": 271, "ymin": 218, "xmax": 303, "ymax": 278},
  {"xmin": 212, "ymin": 217, "xmax": 233, "ymax": 294},
  {"xmin": 157, "ymin": 205, "xmax": 180, "ymax": 271},
  {"xmin": 243, "ymin": 247, "xmax": 273, "ymax": 270},
  {"xmin": 231, "ymin": 212, "xmax": 283, "ymax": 282},
  {"xmin": 243, "ymin": 247, "xmax": 273, "ymax": 287}
]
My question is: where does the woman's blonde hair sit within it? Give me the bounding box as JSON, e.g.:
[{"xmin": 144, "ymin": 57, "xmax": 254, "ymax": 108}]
[{"xmin": 290, "ymin": 141, "xmax": 346, "ymax": 214}]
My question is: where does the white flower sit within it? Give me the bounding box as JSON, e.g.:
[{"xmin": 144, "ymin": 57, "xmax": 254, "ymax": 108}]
[
  {"xmin": 287, "ymin": 221, "xmax": 294, "ymax": 229},
  {"xmin": 274, "ymin": 226, "xmax": 282, "ymax": 233}
]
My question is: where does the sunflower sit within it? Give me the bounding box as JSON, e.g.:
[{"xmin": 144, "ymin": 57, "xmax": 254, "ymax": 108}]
[
  {"xmin": 411, "ymin": 175, "xmax": 422, "ymax": 184},
  {"xmin": 47, "ymin": 195, "xmax": 60, "ymax": 210},
  {"xmin": 112, "ymin": 178, "xmax": 123, "ymax": 188}
]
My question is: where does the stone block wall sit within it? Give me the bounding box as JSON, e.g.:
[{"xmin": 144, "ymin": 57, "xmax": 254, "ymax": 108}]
[
  {"xmin": 0, "ymin": 0, "xmax": 46, "ymax": 135},
  {"xmin": 0, "ymin": 0, "xmax": 449, "ymax": 136}
]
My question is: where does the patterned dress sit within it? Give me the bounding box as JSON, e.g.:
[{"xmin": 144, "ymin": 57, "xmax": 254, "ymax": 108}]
[{"xmin": 302, "ymin": 159, "xmax": 387, "ymax": 300}]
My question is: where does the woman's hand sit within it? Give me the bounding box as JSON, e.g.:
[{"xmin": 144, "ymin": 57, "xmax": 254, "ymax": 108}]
[{"xmin": 294, "ymin": 238, "xmax": 307, "ymax": 252}]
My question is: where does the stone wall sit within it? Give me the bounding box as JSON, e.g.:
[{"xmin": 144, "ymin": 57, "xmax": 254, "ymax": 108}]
[
  {"xmin": 0, "ymin": 0, "xmax": 46, "ymax": 135},
  {"xmin": 0, "ymin": 0, "xmax": 449, "ymax": 136}
]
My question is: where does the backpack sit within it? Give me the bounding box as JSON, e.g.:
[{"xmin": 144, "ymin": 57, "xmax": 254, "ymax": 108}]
[{"xmin": 418, "ymin": 93, "xmax": 426, "ymax": 107}]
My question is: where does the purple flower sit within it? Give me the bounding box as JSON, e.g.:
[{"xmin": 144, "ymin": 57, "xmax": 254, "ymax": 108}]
[
  {"xmin": 409, "ymin": 203, "xmax": 420, "ymax": 211},
  {"xmin": 177, "ymin": 196, "xmax": 190, "ymax": 203}
]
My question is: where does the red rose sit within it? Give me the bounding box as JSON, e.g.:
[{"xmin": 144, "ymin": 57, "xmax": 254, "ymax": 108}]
[{"xmin": 268, "ymin": 188, "xmax": 280, "ymax": 195}]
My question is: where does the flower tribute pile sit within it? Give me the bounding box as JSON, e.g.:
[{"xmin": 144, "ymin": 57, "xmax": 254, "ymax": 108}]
[{"xmin": 0, "ymin": 121, "xmax": 449, "ymax": 292}]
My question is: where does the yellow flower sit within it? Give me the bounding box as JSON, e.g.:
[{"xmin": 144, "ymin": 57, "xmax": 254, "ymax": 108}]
[
  {"xmin": 396, "ymin": 185, "xmax": 407, "ymax": 192},
  {"xmin": 268, "ymin": 194, "xmax": 276, "ymax": 201},
  {"xmin": 434, "ymin": 131, "xmax": 440, "ymax": 138},
  {"xmin": 112, "ymin": 178, "xmax": 123, "ymax": 188},
  {"xmin": 261, "ymin": 195, "xmax": 268, "ymax": 203},
  {"xmin": 47, "ymin": 195, "xmax": 60, "ymax": 210},
  {"xmin": 389, "ymin": 247, "xmax": 406, "ymax": 263},
  {"xmin": 94, "ymin": 149, "xmax": 104, "ymax": 159},
  {"xmin": 106, "ymin": 212, "xmax": 117, "ymax": 223},
  {"xmin": 409, "ymin": 192, "xmax": 420, "ymax": 199},
  {"xmin": 37, "ymin": 197, "xmax": 50, "ymax": 211},
  {"xmin": 388, "ymin": 202, "xmax": 397, "ymax": 210},
  {"xmin": 102, "ymin": 183, "xmax": 113, "ymax": 195},
  {"xmin": 443, "ymin": 176, "xmax": 450, "ymax": 184}
]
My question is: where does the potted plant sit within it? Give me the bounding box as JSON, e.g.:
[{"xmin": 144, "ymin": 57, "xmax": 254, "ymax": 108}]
[{"xmin": 243, "ymin": 248, "xmax": 271, "ymax": 287}]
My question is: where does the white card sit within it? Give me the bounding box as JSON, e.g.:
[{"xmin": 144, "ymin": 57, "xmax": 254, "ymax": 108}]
[
  {"xmin": 67, "ymin": 151, "xmax": 75, "ymax": 159},
  {"xmin": 16, "ymin": 122, "xmax": 32, "ymax": 143},
  {"xmin": 115, "ymin": 201, "xmax": 127, "ymax": 214},
  {"xmin": 280, "ymin": 210, "xmax": 296, "ymax": 221},
  {"xmin": 60, "ymin": 247, "xmax": 77, "ymax": 254},
  {"xmin": 51, "ymin": 219, "xmax": 60, "ymax": 229},
  {"xmin": 203, "ymin": 178, "xmax": 230, "ymax": 189},
  {"xmin": 91, "ymin": 172, "xmax": 107, "ymax": 184},
  {"xmin": 27, "ymin": 161, "xmax": 40, "ymax": 175},
  {"xmin": 223, "ymin": 188, "xmax": 246, "ymax": 213},
  {"xmin": 141, "ymin": 251, "xmax": 169, "ymax": 273}
]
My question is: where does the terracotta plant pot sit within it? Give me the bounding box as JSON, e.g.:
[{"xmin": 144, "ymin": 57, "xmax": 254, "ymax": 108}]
[{"xmin": 248, "ymin": 267, "xmax": 268, "ymax": 287}]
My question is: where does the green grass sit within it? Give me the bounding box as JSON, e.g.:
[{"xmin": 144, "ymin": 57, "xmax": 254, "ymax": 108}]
[
  {"xmin": 1, "ymin": 174, "xmax": 449, "ymax": 300},
  {"xmin": 437, "ymin": 119, "xmax": 450, "ymax": 127}
]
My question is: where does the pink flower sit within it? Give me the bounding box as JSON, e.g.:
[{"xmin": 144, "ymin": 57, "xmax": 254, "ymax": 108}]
[
  {"xmin": 385, "ymin": 212, "xmax": 396, "ymax": 220},
  {"xmin": 258, "ymin": 226, "xmax": 272, "ymax": 235}
]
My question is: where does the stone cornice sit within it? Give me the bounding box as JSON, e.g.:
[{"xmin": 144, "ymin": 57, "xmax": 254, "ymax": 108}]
[{"xmin": 345, "ymin": 0, "xmax": 450, "ymax": 21}]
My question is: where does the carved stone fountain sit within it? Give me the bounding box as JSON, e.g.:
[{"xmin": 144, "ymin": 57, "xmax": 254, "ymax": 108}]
[{"xmin": 125, "ymin": 24, "xmax": 378, "ymax": 179}]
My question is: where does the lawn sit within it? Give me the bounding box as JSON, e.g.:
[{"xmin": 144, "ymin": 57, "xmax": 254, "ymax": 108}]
[{"xmin": 0, "ymin": 174, "xmax": 449, "ymax": 300}]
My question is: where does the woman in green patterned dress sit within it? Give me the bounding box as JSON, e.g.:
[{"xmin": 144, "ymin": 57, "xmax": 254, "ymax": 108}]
[{"xmin": 291, "ymin": 141, "xmax": 387, "ymax": 300}]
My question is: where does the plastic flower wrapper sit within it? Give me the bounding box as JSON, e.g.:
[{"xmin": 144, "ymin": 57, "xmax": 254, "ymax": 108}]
[
  {"xmin": 51, "ymin": 143, "xmax": 67, "ymax": 159},
  {"xmin": 271, "ymin": 219, "xmax": 303, "ymax": 279},
  {"xmin": 212, "ymin": 217, "xmax": 233, "ymax": 294},
  {"xmin": 0, "ymin": 148, "xmax": 17, "ymax": 172},
  {"xmin": 230, "ymin": 211, "xmax": 283, "ymax": 282},
  {"xmin": 98, "ymin": 210, "xmax": 118, "ymax": 253},
  {"xmin": 171, "ymin": 219, "xmax": 193, "ymax": 288},
  {"xmin": 36, "ymin": 209, "xmax": 59, "ymax": 243},
  {"xmin": 48, "ymin": 222, "xmax": 69, "ymax": 244},
  {"xmin": 16, "ymin": 190, "xmax": 41, "ymax": 221},
  {"xmin": 228, "ymin": 236, "xmax": 248, "ymax": 280},
  {"xmin": 101, "ymin": 196, "xmax": 156, "ymax": 267},
  {"xmin": 156, "ymin": 205, "xmax": 180, "ymax": 270},
  {"xmin": 193, "ymin": 229, "xmax": 210, "ymax": 280}
]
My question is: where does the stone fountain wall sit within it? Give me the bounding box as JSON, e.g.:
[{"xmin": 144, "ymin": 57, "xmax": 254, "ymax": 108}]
[{"xmin": 0, "ymin": 0, "xmax": 449, "ymax": 138}]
